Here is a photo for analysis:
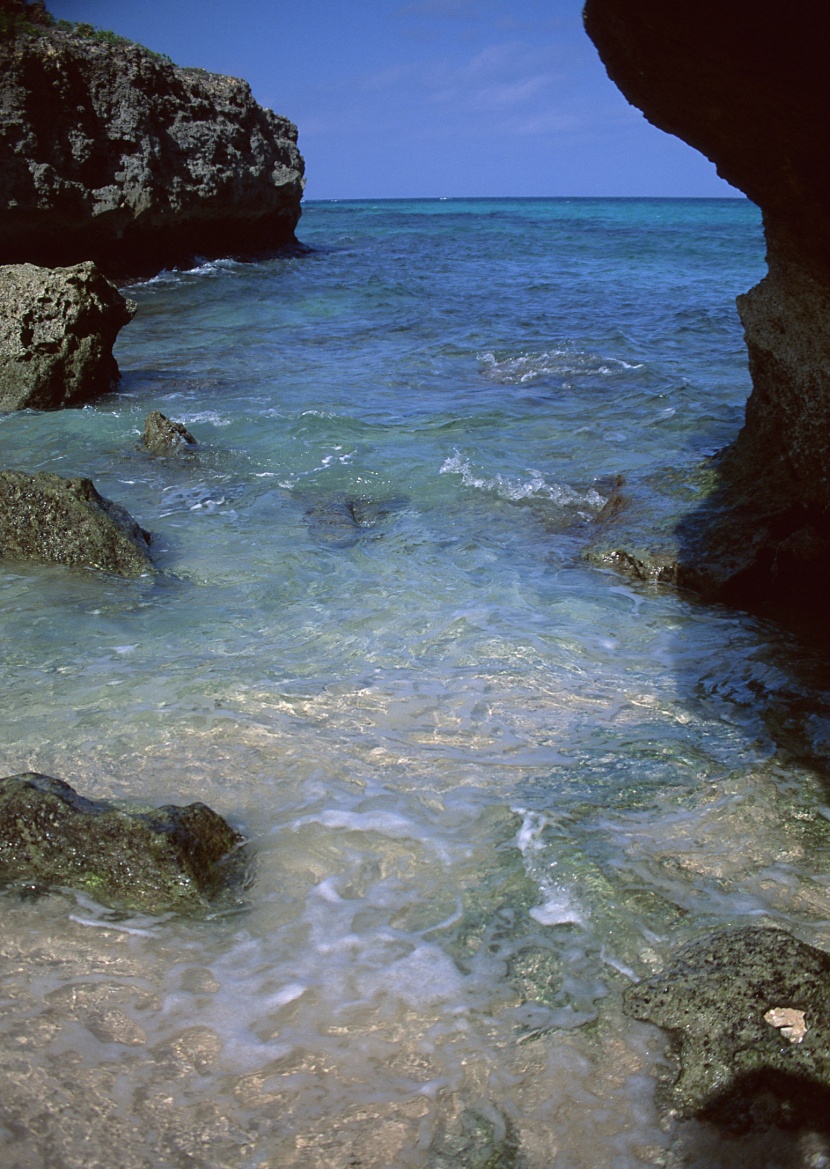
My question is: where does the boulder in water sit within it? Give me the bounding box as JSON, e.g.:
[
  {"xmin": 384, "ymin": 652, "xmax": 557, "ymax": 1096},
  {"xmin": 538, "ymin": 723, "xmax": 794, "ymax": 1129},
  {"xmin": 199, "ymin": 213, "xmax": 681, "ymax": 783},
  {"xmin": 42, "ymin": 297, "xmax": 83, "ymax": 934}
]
[
  {"xmin": 142, "ymin": 410, "xmax": 197, "ymax": 454},
  {"xmin": 0, "ymin": 261, "xmax": 135, "ymax": 411},
  {"xmin": 0, "ymin": 469, "xmax": 153, "ymax": 576},
  {"xmin": 0, "ymin": 772, "xmax": 246, "ymax": 915}
]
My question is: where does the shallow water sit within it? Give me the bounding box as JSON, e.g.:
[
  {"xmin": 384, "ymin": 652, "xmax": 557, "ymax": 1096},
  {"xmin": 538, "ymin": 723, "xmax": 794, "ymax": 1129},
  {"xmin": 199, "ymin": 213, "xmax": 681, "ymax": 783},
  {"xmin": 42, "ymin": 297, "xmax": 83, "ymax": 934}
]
[{"xmin": 3, "ymin": 198, "xmax": 830, "ymax": 1166}]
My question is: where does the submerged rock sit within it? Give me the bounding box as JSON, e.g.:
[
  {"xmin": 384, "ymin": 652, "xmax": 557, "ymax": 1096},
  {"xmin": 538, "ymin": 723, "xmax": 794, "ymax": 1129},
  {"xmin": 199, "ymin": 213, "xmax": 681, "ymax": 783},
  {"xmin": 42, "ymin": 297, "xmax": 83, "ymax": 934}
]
[
  {"xmin": 304, "ymin": 494, "xmax": 408, "ymax": 548},
  {"xmin": 0, "ymin": 20, "xmax": 305, "ymax": 278},
  {"xmin": 584, "ymin": 462, "xmax": 722, "ymax": 591},
  {"xmin": 583, "ymin": 1, "xmax": 830, "ymax": 607},
  {"xmin": 0, "ymin": 469, "xmax": 153, "ymax": 576},
  {"xmin": 623, "ymin": 926, "xmax": 830, "ymax": 1133},
  {"xmin": 143, "ymin": 410, "xmax": 197, "ymax": 454},
  {"xmin": 0, "ymin": 772, "xmax": 245, "ymax": 915},
  {"xmin": 0, "ymin": 261, "xmax": 135, "ymax": 410}
]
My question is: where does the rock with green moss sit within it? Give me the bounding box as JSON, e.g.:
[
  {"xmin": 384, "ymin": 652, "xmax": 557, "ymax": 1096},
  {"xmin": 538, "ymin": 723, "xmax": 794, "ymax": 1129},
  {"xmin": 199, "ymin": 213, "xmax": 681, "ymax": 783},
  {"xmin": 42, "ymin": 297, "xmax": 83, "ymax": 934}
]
[
  {"xmin": 0, "ymin": 772, "xmax": 246, "ymax": 915},
  {"xmin": 0, "ymin": 469, "xmax": 153, "ymax": 576},
  {"xmin": 623, "ymin": 926, "xmax": 830, "ymax": 1133}
]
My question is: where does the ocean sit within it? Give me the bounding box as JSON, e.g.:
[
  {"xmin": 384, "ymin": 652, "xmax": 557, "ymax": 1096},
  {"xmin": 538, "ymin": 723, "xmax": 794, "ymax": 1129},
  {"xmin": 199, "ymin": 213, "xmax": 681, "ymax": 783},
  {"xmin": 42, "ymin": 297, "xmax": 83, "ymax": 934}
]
[{"xmin": 2, "ymin": 197, "xmax": 829, "ymax": 1167}]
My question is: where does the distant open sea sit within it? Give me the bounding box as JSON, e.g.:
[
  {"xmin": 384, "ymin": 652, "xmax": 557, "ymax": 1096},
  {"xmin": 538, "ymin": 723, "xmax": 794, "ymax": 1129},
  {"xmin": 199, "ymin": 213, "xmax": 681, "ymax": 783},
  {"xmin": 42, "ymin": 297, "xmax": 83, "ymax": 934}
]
[{"xmin": 4, "ymin": 198, "xmax": 830, "ymax": 1166}]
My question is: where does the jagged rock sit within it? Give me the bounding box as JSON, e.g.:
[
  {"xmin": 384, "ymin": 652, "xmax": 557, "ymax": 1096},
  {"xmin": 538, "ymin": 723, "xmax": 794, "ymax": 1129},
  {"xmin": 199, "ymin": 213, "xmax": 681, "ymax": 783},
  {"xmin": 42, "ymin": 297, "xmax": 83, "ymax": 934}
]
[
  {"xmin": 143, "ymin": 410, "xmax": 197, "ymax": 454},
  {"xmin": 0, "ymin": 261, "xmax": 134, "ymax": 410},
  {"xmin": 0, "ymin": 469, "xmax": 153, "ymax": 575},
  {"xmin": 0, "ymin": 772, "xmax": 246, "ymax": 915},
  {"xmin": 583, "ymin": 1, "xmax": 830, "ymax": 606},
  {"xmin": 623, "ymin": 926, "xmax": 830, "ymax": 1133},
  {"xmin": 0, "ymin": 20, "xmax": 305, "ymax": 278}
]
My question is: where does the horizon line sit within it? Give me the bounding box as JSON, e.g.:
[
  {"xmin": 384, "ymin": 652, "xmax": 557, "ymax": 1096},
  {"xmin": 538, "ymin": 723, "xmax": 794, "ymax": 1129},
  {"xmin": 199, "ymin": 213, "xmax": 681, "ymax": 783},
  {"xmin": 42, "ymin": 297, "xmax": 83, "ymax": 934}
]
[{"xmin": 303, "ymin": 193, "xmax": 750, "ymax": 204}]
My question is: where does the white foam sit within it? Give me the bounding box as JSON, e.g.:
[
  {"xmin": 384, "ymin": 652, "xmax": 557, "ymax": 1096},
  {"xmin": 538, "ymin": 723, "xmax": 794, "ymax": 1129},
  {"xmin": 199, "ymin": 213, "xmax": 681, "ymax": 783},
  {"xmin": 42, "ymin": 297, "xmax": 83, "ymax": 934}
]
[
  {"xmin": 263, "ymin": 982, "xmax": 307, "ymax": 1010},
  {"xmin": 176, "ymin": 410, "xmax": 230, "ymax": 427},
  {"xmin": 477, "ymin": 349, "xmax": 643, "ymax": 385},
  {"xmin": 513, "ymin": 808, "xmax": 586, "ymax": 928},
  {"xmin": 439, "ymin": 450, "xmax": 604, "ymax": 510},
  {"xmin": 294, "ymin": 808, "xmax": 426, "ymax": 841},
  {"xmin": 529, "ymin": 892, "xmax": 584, "ymax": 927},
  {"xmin": 358, "ymin": 944, "xmax": 465, "ymax": 1008}
]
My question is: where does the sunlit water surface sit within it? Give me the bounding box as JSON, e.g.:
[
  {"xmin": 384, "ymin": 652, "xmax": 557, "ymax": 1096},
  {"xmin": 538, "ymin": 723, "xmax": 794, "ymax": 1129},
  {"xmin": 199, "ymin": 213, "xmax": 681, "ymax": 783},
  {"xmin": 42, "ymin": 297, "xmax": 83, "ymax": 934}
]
[{"xmin": 4, "ymin": 199, "xmax": 830, "ymax": 1167}]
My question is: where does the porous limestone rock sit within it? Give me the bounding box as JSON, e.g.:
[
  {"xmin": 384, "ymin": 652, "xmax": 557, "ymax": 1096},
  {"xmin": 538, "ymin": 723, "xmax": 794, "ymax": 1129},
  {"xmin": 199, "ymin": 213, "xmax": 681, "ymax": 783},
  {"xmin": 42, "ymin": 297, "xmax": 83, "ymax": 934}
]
[
  {"xmin": 0, "ymin": 469, "xmax": 153, "ymax": 575},
  {"xmin": 0, "ymin": 260, "xmax": 134, "ymax": 410},
  {"xmin": 142, "ymin": 410, "xmax": 197, "ymax": 453},
  {"xmin": 0, "ymin": 19, "xmax": 305, "ymax": 277},
  {"xmin": 623, "ymin": 926, "xmax": 830, "ymax": 1132},
  {"xmin": 583, "ymin": 1, "xmax": 830, "ymax": 606},
  {"xmin": 0, "ymin": 771, "xmax": 245, "ymax": 915}
]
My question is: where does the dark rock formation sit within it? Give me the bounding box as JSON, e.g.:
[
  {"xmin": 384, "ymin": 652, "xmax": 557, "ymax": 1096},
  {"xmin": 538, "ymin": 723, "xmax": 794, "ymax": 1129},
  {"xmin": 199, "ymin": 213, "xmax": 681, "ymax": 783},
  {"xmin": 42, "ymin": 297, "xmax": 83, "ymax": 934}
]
[
  {"xmin": 623, "ymin": 926, "xmax": 830, "ymax": 1133},
  {"xmin": 0, "ymin": 771, "xmax": 246, "ymax": 915},
  {"xmin": 583, "ymin": 1, "xmax": 830, "ymax": 606},
  {"xmin": 0, "ymin": 261, "xmax": 134, "ymax": 410},
  {"xmin": 143, "ymin": 409, "xmax": 197, "ymax": 454},
  {"xmin": 0, "ymin": 469, "xmax": 153, "ymax": 575},
  {"xmin": 0, "ymin": 20, "xmax": 304, "ymax": 278}
]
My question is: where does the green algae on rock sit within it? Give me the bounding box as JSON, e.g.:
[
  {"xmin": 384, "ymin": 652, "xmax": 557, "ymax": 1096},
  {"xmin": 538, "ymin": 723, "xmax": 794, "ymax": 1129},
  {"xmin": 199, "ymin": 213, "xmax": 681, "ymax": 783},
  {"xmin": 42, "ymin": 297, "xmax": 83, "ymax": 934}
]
[
  {"xmin": 0, "ymin": 469, "xmax": 153, "ymax": 576},
  {"xmin": 623, "ymin": 926, "xmax": 830, "ymax": 1133},
  {"xmin": 0, "ymin": 772, "xmax": 247, "ymax": 915}
]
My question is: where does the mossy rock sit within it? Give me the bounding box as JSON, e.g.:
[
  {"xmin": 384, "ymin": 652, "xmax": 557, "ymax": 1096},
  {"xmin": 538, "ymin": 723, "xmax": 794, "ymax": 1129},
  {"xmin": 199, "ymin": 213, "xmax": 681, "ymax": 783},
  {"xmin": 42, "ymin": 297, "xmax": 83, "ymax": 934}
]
[
  {"xmin": 0, "ymin": 470, "xmax": 154, "ymax": 576},
  {"xmin": 0, "ymin": 772, "xmax": 247, "ymax": 915},
  {"xmin": 623, "ymin": 925, "xmax": 830, "ymax": 1132}
]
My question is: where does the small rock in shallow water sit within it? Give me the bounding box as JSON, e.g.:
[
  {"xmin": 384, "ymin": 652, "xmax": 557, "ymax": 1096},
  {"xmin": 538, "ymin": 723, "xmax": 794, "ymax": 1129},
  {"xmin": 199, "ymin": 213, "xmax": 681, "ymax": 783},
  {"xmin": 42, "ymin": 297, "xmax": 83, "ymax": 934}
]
[
  {"xmin": 143, "ymin": 410, "xmax": 198, "ymax": 454},
  {"xmin": 0, "ymin": 469, "xmax": 153, "ymax": 577},
  {"xmin": 623, "ymin": 925, "xmax": 830, "ymax": 1133},
  {"xmin": 0, "ymin": 772, "xmax": 247, "ymax": 916}
]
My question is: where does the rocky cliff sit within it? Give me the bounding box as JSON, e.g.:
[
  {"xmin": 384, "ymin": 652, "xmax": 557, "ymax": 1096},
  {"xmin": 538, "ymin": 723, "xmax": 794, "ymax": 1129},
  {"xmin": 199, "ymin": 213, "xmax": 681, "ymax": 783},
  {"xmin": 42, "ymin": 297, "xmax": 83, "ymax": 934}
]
[
  {"xmin": 0, "ymin": 19, "xmax": 305, "ymax": 278},
  {"xmin": 583, "ymin": 1, "xmax": 830, "ymax": 606}
]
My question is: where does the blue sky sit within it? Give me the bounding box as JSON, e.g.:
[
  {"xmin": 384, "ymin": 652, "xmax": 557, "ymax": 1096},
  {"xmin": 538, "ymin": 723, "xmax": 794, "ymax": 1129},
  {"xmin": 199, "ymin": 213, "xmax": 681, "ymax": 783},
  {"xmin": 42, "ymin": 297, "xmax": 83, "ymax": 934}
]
[{"xmin": 48, "ymin": 0, "xmax": 740, "ymax": 201}]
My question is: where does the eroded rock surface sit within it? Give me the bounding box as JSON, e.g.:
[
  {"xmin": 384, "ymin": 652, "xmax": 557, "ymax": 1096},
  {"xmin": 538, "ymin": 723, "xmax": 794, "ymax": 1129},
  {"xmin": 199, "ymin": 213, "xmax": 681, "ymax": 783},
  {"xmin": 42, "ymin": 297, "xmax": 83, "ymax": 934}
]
[
  {"xmin": 583, "ymin": 1, "xmax": 830, "ymax": 605},
  {"xmin": 0, "ymin": 21, "xmax": 304, "ymax": 277},
  {"xmin": 0, "ymin": 261, "xmax": 134, "ymax": 410},
  {"xmin": 624, "ymin": 926, "xmax": 830, "ymax": 1132},
  {"xmin": 0, "ymin": 772, "xmax": 245, "ymax": 914},
  {"xmin": 0, "ymin": 469, "xmax": 153, "ymax": 575}
]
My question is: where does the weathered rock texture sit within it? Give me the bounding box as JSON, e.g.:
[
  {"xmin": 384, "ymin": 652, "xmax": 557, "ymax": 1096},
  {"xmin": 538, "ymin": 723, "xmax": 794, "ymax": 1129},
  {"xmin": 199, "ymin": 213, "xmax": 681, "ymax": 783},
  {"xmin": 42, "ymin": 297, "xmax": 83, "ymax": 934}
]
[
  {"xmin": 623, "ymin": 926, "xmax": 830, "ymax": 1133},
  {"xmin": 0, "ymin": 772, "xmax": 245, "ymax": 914},
  {"xmin": 0, "ymin": 22, "xmax": 304, "ymax": 277},
  {"xmin": 0, "ymin": 469, "xmax": 153, "ymax": 575},
  {"xmin": 142, "ymin": 409, "xmax": 196, "ymax": 453},
  {"xmin": 583, "ymin": 1, "xmax": 830, "ymax": 605},
  {"xmin": 0, "ymin": 260, "xmax": 134, "ymax": 410}
]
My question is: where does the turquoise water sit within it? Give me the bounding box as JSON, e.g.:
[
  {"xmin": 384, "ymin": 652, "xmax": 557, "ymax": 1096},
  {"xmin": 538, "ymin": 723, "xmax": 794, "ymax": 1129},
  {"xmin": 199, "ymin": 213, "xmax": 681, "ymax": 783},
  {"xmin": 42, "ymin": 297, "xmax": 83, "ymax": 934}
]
[{"xmin": 3, "ymin": 198, "xmax": 830, "ymax": 1166}]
